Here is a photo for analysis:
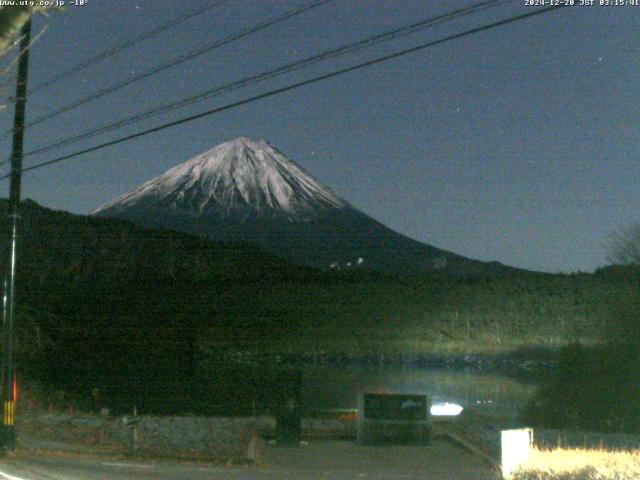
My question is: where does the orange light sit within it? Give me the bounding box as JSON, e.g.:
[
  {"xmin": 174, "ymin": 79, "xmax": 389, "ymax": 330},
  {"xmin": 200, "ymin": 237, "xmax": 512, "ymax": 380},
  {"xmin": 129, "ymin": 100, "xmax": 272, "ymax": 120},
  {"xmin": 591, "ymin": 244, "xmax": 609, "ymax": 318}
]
[
  {"xmin": 12, "ymin": 369, "xmax": 16, "ymax": 402},
  {"xmin": 337, "ymin": 412, "xmax": 357, "ymax": 422}
]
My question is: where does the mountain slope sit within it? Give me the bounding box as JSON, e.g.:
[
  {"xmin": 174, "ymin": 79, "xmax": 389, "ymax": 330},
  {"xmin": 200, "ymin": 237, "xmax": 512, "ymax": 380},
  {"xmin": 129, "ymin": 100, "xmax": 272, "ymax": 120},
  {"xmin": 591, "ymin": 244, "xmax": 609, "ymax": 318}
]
[{"xmin": 94, "ymin": 137, "xmax": 506, "ymax": 275}]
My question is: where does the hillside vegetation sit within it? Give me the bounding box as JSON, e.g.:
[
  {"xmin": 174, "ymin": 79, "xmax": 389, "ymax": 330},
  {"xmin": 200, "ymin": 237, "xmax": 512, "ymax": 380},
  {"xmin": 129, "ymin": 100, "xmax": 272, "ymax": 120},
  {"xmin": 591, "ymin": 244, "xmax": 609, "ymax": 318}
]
[
  {"xmin": 200, "ymin": 268, "xmax": 630, "ymax": 357},
  {"xmin": 513, "ymin": 448, "xmax": 640, "ymax": 480},
  {"xmin": 0, "ymin": 200, "xmax": 635, "ymax": 408}
]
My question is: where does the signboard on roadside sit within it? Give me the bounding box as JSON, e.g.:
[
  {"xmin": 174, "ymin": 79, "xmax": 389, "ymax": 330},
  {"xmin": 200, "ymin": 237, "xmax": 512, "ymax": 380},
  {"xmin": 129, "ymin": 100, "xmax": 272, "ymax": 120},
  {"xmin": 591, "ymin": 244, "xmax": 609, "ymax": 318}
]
[
  {"xmin": 363, "ymin": 394, "xmax": 427, "ymax": 421},
  {"xmin": 357, "ymin": 393, "xmax": 431, "ymax": 445}
]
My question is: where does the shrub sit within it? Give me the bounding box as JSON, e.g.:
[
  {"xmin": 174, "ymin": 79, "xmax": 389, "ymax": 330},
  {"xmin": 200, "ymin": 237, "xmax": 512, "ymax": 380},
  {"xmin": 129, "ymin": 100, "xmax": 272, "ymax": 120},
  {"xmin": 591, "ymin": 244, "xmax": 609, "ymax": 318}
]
[{"xmin": 512, "ymin": 447, "xmax": 640, "ymax": 480}]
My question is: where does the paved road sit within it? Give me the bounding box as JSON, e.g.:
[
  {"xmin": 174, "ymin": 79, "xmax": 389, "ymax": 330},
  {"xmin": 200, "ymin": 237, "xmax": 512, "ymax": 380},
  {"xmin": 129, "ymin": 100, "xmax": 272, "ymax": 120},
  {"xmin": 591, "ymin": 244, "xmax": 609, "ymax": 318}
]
[
  {"xmin": 259, "ymin": 438, "xmax": 498, "ymax": 479},
  {"xmin": 0, "ymin": 438, "xmax": 498, "ymax": 479}
]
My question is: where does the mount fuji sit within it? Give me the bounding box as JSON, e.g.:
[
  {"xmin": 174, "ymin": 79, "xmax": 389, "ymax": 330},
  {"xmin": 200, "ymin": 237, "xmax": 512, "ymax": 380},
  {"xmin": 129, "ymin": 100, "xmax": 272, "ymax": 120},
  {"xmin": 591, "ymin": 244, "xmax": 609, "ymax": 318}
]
[{"xmin": 93, "ymin": 137, "xmax": 504, "ymax": 275}]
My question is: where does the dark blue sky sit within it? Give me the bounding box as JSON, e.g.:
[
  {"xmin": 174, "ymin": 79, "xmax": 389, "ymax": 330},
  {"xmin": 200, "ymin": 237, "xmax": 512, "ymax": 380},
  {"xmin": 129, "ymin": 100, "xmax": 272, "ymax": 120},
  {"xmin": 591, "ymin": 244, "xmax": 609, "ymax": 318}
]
[{"xmin": 0, "ymin": 0, "xmax": 637, "ymax": 273}]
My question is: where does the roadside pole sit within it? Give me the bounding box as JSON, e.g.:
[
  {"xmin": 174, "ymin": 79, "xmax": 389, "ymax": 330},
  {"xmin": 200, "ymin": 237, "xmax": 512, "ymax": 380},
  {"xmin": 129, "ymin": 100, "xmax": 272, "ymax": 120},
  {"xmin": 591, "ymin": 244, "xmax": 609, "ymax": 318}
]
[{"xmin": 1, "ymin": 18, "xmax": 32, "ymax": 450}]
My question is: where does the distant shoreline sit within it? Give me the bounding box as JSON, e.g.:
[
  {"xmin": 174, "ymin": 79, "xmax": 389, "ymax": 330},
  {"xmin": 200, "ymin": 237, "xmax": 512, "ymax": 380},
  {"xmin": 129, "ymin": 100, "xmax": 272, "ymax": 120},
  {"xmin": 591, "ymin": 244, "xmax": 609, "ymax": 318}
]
[{"xmin": 202, "ymin": 344, "xmax": 565, "ymax": 378}]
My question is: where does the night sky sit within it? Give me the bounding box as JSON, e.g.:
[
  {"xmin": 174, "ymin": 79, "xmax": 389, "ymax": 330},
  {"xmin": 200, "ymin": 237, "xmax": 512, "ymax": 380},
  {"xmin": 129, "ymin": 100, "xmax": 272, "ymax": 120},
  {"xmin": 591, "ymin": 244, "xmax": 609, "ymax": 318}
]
[{"xmin": 0, "ymin": 0, "xmax": 637, "ymax": 273}]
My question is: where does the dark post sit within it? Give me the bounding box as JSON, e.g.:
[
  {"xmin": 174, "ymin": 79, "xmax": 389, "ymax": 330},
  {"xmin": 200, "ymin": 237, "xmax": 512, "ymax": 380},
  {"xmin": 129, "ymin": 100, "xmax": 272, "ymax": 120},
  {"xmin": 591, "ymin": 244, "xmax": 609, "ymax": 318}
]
[
  {"xmin": 275, "ymin": 369, "xmax": 302, "ymax": 445},
  {"xmin": 1, "ymin": 18, "xmax": 32, "ymax": 450}
]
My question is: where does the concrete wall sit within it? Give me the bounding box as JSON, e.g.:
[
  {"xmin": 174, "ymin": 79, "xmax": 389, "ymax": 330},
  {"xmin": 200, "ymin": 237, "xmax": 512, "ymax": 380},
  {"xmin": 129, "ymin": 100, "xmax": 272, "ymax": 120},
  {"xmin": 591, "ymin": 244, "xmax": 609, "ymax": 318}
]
[
  {"xmin": 19, "ymin": 412, "xmax": 357, "ymax": 461},
  {"xmin": 100, "ymin": 415, "xmax": 274, "ymax": 459}
]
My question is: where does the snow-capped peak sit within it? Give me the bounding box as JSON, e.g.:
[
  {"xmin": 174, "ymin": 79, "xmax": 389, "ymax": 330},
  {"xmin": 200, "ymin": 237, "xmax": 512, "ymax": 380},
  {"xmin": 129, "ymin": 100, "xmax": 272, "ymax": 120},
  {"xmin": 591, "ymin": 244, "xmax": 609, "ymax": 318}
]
[{"xmin": 93, "ymin": 137, "xmax": 347, "ymax": 221}]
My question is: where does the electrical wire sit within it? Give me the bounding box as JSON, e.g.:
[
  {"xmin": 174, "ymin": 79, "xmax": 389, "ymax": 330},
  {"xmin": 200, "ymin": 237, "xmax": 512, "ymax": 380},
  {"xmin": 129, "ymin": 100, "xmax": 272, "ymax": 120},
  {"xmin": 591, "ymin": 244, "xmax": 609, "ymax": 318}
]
[
  {"xmin": 0, "ymin": 24, "xmax": 48, "ymax": 108},
  {"xmin": 26, "ymin": 0, "xmax": 229, "ymax": 95},
  {"xmin": 22, "ymin": 0, "xmax": 514, "ymax": 161},
  {"xmin": 0, "ymin": 0, "xmax": 334, "ymax": 140},
  {"xmin": 1, "ymin": 5, "xmax": 566, "ymax": 181}
]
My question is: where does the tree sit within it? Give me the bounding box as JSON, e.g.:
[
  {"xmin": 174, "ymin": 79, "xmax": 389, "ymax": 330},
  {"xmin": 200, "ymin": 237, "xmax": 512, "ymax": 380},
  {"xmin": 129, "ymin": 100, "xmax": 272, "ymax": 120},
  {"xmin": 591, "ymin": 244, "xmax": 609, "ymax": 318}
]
[
  {"xmin": 0, "ymin": 6, "xmax": 54, "ymax": 111},
  {"xmin": 608, "ymin": 223, "xmax": 640, "ymax": 265},
  {"xmin": 0, "ymin": 6, "xmax": 35, "ymax": 56},
  {"xmin": 521, "ymin": 226, "xmax": 640, "ymax": 433}
]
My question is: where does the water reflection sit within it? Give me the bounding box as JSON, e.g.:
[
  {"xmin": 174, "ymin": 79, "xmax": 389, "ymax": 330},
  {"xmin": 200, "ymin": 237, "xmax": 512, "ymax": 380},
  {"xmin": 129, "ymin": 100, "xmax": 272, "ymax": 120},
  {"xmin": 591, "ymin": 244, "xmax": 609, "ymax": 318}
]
[
  {"xmin": 111, "ymin": 363, "xmax": 536, "ymax": 418},
  {"xmin": 298, "ymin": 365, "xmax": 535, "ymax": 421}
]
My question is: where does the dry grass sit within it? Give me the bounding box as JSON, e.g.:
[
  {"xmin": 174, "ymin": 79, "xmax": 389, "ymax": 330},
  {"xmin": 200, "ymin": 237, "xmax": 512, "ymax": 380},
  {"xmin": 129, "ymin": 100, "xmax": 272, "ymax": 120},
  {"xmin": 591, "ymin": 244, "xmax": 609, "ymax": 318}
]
[{"xmin": 512, "ymin": 447, "xmax": 640, "ymax": 480}]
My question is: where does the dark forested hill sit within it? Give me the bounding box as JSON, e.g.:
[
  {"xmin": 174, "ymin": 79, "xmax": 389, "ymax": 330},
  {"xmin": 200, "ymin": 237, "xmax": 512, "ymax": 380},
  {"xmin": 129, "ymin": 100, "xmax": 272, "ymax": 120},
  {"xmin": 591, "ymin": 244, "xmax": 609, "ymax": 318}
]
[{"xmin": 0, "ymin": 199, "xmax": 634, "ymax": 413}]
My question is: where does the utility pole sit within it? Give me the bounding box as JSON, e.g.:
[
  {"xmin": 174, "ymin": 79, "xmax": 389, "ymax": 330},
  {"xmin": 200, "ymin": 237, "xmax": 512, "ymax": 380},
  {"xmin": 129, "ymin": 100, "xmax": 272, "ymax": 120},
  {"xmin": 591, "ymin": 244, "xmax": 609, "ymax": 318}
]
[{"xmin": 1, "ymin": 18, "xmax": 31, "ymax": 451}]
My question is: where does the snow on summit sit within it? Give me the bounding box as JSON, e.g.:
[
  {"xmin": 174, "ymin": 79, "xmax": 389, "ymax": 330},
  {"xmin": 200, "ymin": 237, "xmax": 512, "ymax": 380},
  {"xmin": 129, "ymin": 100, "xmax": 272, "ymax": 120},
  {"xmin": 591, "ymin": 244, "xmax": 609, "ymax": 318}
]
[
  {"xmin": 93, "ymin": 137, "xmax": 495, "ymax": 275},
  {"xmin": 94, "ymin": 137, "xmax": 347, "ymax": 221}
]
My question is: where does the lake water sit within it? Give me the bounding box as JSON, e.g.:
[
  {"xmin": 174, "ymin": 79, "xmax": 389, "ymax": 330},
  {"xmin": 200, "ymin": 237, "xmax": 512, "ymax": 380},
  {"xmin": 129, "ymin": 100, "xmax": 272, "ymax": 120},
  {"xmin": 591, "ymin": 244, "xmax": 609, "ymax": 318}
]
[
  {"xmin": 299, "ymin": 365, "xmax": 535, "ymax": 420},
  {"xmin": 120, "ymin": 363, "xmax": 537, "ymax": 420}
]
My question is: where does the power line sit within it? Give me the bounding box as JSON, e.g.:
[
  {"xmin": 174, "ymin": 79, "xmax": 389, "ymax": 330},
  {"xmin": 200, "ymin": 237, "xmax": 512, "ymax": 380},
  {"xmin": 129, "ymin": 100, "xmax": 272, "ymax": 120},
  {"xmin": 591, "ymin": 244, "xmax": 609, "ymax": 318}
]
[
  {"xmin": 21, "ymin": 0, "xmax": 513, "ymax": 160},
  {"xmin": 1, "ymin": 5, "xmax": 566, "ymax": 181},
  {"xmin": 26, "ymin": 0, "xmax": 229, "ymax": 95},
  {"xmin": 0, "ymin": 0, "xmax": 334, "ymax": 140},
  {"xmin": 0, "ymin": 23, "xmax": 49, "ymax": 107}
]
